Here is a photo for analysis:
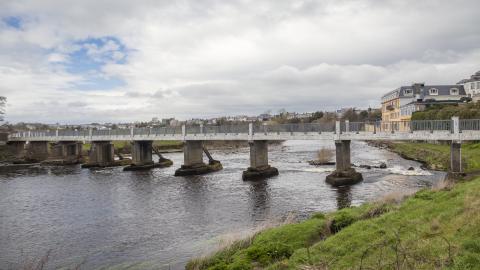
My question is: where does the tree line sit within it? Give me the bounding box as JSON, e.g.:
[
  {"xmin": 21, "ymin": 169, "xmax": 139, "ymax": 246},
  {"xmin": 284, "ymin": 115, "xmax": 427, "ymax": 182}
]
[{"xmin": 412, "ymin": 103, "xmax": 480, "ymax": 120}]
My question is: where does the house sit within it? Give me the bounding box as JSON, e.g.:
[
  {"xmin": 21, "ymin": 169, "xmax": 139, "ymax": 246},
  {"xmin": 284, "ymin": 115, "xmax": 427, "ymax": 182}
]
[
  {"xmin": 382, "ymin": 83, "xmax": 467, "ymax": 122},
  {"xmin": 457, "ymin": 70, "xmax": 480, "ymax": 99}
]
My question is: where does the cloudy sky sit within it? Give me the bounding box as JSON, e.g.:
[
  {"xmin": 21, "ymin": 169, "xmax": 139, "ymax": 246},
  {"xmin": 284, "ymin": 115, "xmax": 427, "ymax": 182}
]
[{"xmin": 0, "ymin": 0, "xmax": 479, "ymax": 124}]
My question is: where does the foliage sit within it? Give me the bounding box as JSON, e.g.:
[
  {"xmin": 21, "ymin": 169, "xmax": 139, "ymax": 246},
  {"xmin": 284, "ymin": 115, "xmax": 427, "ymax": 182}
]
[
  {"xmin": 188, "ymin": 176, "xmax": 480, "ymax": 270},
  {"xmin": 316, "ymin": 148, "xmax": 334, "ymax": 163},
  {"xmin": 389, "ymin": 142, "xmax": 480, "ymax": 172},
  {"xmin": 186, "ymin": 203, "xmax": 393, "ymax": 270},
  {"xmin": 412, "ymin": 102, "xmax": 480, "ymax": 120}
]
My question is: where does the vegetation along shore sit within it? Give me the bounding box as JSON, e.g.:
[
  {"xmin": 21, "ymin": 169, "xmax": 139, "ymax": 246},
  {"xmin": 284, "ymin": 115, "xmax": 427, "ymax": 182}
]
[{"xmin": 186, "ymin": 142, "xmax": 480, "ymax": 269}]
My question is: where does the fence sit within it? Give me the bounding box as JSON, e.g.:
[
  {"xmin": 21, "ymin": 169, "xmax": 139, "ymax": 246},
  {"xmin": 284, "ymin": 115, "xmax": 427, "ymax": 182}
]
[{"xmin": 8, "ymin": 118, "xmax": 480, "ymax": 139}]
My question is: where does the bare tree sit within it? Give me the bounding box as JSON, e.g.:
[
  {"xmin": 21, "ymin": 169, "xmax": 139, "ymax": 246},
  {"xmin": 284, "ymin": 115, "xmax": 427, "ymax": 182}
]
[{"xmin": 0, "ymin": 96, "xmax": 6, "ymax": 122}]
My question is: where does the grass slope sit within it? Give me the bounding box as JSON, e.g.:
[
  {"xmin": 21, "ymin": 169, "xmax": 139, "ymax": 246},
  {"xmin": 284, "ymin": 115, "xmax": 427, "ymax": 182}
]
[
  {"xmin": 389, "ymin": 142, "xmax": 480, "ymax": 172},
  {"xmin": 187, "ymin": 178, "xmax": 480, "ymax": 270}
]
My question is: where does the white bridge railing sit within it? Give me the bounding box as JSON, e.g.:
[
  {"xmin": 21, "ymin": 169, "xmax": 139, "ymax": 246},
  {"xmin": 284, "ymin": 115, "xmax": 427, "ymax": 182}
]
[{"xmin": 7, "ymin": 117, "xmax": 480, "ymax": 141}]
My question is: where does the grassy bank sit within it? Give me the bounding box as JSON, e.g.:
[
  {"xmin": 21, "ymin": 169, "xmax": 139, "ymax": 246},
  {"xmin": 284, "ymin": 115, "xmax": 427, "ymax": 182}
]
[
  {"xmin": 187, "ymin": 177, "xmax": 480, "ymax": 269},
  {"xmin": 381, "ymin": 142, "xmax": 480, "ymax": 172}
]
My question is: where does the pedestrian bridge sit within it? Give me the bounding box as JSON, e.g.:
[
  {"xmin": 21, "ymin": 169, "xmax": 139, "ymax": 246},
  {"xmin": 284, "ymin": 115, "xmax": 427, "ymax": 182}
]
[
  {"xmin": 5, "ymin": 117, "xmax": 478, "ymax": 179},
  {"xmin": 7, "ymin": 118, "xmax": 480, "ymax": 142}
]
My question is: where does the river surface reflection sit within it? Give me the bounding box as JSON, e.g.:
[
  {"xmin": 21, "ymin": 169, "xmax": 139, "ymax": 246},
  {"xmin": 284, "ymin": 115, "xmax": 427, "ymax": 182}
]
[{"xmin": 0, "ymin": 141, "xmax": 445, "ymax": 269}]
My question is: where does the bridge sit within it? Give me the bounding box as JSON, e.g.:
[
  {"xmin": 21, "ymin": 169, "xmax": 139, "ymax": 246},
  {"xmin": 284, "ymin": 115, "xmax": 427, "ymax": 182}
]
[{"xmin": 5, "ymin": 117, "xmax": 480, "ymax": 183}]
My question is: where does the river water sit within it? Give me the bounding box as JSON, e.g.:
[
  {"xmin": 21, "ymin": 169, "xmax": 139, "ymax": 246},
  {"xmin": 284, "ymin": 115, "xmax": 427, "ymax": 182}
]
[{"xmin": 0, "ymin": 141, "xmax": 445, "ymax": 269}]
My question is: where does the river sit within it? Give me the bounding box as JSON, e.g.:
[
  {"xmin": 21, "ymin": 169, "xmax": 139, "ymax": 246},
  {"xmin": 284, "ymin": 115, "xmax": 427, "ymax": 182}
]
[{"xmin": 0, "ymin": 140, "xmax": 445, "ymax": 269}]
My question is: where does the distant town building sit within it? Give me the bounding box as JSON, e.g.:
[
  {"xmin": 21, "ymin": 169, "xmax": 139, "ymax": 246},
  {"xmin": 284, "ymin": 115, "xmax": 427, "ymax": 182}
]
[
  {"xmin": 381, "ymin": 83, "xmax": 467, "ymax": 122},
  {"xmin": 457, "ymin": 70, "xmax": 480, "ymax": 99}
]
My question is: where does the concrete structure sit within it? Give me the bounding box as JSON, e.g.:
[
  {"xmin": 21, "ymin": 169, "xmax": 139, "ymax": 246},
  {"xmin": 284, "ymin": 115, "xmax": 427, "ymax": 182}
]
[
  {"xmin": 325, "ymin": 140, "xmax": 362, "ymax": 186},
  {"xmin": 8, "ymin": 117, "xmax": 475, "ymax": 182},
  {"xmin": 48, "ymin": 141, "xmax": 83, "ymax": 164},
  {"xmin": 84, "ymin": 141, "xmax": 115, "ymax": 167},
  {"xmin": 334, "ymin": 140, "xmax": 351, "ymax": 171},
  {"xmin": 183, "ymin": 141, "xmax": 204, "ymax": 166},
  {"xmin": 26, "ymin": 141, "xmax": 49, "ymax": 162},
  {"xmin": 242, "ymin": 140, "xmax": 279, "ymax": 180},
  {"xmin": 450, "ymin": 142, "xmax": 462, "ymax": 173},
  {"xmin": 7, "ymin": 141, "xmax": 26, "ymax": 160},
  {"xmin": 174, "ymin": 141, "xmax": 222, "ymax": 176},
  {"xmin": 131, "ymin": 141, "xmax": 153, "ymax": 166}
]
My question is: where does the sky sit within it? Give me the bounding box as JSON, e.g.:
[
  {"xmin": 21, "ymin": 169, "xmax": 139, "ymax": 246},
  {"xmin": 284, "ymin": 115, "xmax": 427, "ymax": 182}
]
[{"xmin": 0, "ymin": 0, "xmax": 479, "ymax": 124}]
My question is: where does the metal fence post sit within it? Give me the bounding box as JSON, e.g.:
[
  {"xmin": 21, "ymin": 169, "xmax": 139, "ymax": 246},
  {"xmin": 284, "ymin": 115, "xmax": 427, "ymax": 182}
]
[
  {"xmin": 182, "ymin": 125, "xmax": 186, "ymax": 140},
  {"xmin": 248, "ymin": 123, "xmax": 253, "ymax": 141},
  {"xmin": 452, "ymin": 116, "xmax": 459, "ymax": 135}
]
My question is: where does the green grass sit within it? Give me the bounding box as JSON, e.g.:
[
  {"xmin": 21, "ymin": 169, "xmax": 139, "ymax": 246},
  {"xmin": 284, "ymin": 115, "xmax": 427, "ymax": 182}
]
[
  {"xmin": 389, "ymin": 142, "xmax": 480, "ymax": 172},
  {"xmin": 187, "ymin": 177, "xmax": 480, "ymax": 270}
]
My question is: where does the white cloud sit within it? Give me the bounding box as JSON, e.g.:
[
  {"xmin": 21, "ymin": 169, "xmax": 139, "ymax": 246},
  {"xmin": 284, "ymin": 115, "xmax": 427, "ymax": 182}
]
[{"xmin": 0, "ymin": 0, "xmax": 479, "ymax": 123}]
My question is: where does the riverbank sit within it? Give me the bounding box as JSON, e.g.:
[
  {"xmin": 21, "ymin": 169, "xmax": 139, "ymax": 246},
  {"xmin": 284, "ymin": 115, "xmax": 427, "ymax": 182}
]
[
  {"xmin": 368, "ymin": 141, "xmax": 480, "ymax": 173},
  {"xmin": 187, "ymin": 175, "xmax": 480, "ymax": 269}
]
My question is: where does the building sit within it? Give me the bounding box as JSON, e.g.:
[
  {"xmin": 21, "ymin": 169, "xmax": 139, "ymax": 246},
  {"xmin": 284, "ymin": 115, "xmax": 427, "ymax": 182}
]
[
  {"xmin": 382, "ymin": 83, "xmax": 467, "ymax": 122},
  {"xmin": 457, "ymin": 70, "xmax": 480, "ymax": 98}
]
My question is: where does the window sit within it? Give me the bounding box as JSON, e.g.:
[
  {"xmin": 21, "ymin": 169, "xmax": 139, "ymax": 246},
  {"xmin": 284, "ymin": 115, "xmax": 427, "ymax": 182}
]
[
  {"xmin": 450, "ymin": 88, "xmax": 459, "ymax": 95},
  {"xmin": 477, "ymin": 81, "xmax": 480, "ymax": 89},
  {"xmin": 429, "ymin": 88, "xmax": 438, "ymax": 95},
  {"xmin": 404, "ymin": 89, "xmax": 413, "ymax": 95}
]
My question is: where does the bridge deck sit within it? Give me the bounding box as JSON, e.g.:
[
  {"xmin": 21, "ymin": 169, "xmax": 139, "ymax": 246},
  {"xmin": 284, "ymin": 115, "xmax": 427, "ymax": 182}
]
[{"xmin": 7, "ymin": 119, "xmax": 480, "ymax": 142}]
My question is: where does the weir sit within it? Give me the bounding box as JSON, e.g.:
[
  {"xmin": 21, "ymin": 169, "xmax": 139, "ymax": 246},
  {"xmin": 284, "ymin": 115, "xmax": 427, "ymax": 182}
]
[{"xmin": 242, "ymin": 140, "xmax": 279, "ymax": 181}]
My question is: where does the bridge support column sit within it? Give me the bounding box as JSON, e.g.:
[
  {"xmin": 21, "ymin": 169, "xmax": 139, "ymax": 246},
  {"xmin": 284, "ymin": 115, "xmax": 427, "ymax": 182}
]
[
  {"xmin": 242, "ymin": 140, "xmax": 279, "ymax": 181},
  {"xmin": 46, "ymin": 141, "xmax": 83, "ymax": 165},
  {"xmin": 124, "ymin": 140, "xmax": 170, "ymax": 171},
  {"xmin": 174, "ymin": 141, "xmax": 222, "ymax": 176},
  {"xmin": 7, "ymin": 141, "xmax": 26, "ymax": 161},
  {"xmin": 132, "ymin": 141, "xmax": 154, "ymax": 166},
  {"xmin": 26, "ymin": 141, "xmax": 49, "ymax": 162},
  {"xmin": 82, "ymin": 141, "xmax": 115, "ymax": 168},
  {"xmin": 450, "ymin": 141, "xmax": 462, "ymax": 174},
  {"xmin": 326, "ymin": 140, "xmax": 363, "ymax": 186}
]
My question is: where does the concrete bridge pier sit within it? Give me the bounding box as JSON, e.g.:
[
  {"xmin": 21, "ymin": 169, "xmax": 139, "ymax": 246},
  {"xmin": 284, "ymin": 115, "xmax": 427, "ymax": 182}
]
[
  {"xmin": 450, "ymin": 141, "xmax": 462, "ymax": 174},
  {"xmin": 26, "ymin": 141, "xmax": 49, "ymax": 162},
  {"xmin": 124, "ymin": 140, "xmax": 173, "ymax": 171},
  {"xmin": 132, "ymin": 140, "xmax": 154, "ymax": 166},
  {"xmin": 174, "ymin": 141, "xmax": 222, "ymax": 176},
  {"xmin": 46, "ymin": 141, "xmax": 83, "ymax": 164},
  {"xmin": 7, "ymin": 141, "xmax": 26, "ymax": 161},
  {"xmin": 326, "ymin": 140, "xmax": 363, "ymax": 186},
  {"xmin": 82, "ymin": 141, "xmax": 115, "ymax": 168},
  {"xmin": 242, "ymin": 140, "xmax": 279, "ymax": 181}
]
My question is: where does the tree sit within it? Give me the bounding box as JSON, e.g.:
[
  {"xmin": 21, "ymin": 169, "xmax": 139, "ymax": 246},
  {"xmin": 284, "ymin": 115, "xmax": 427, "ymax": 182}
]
[{"xmin": 0, "ymin": 96, "xmax": 6, "ymax": 122}]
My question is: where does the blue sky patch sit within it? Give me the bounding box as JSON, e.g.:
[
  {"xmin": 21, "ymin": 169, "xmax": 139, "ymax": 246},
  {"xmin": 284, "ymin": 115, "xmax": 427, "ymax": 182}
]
[
  {"xmin": 64, "ymin": 36, "xmax": 128, "ymax": 90},
  {"xmin": 2, "ymin": 16, "xmax": 22, "ymax": 29}
]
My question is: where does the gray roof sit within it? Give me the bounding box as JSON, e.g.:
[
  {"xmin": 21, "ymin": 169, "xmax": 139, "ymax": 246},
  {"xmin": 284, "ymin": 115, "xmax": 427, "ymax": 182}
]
[
  {"xmin": 383, "ymin": 84, "xmax": 466, "ymax": 99},
  {"xmin": 457, "ymin": 70, "xmax": 480, "ymax": 83}
]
